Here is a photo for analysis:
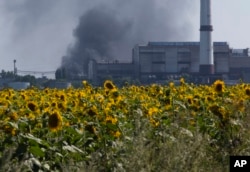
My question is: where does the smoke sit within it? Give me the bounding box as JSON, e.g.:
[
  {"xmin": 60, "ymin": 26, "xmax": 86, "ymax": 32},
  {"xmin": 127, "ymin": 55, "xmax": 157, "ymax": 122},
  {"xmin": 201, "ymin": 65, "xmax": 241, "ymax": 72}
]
[
  {"xmin": 61, "ymin": 5, "xmax": 132, "ymax": 76},
  {"xmin": 0, "ymin": 0, "xmax": 95, "ymax": 74},
  {"xmin": 0, "ymin": 0, "xmax": 197, "ymax": 78},
  {"xmin": 61, "ymin": 0, "xmax": 196, "ymax": 78}
]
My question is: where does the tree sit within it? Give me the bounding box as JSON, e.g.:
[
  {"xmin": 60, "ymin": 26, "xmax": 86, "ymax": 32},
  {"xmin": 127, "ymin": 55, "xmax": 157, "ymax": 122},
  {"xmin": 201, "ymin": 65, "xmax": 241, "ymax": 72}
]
[{"xmin": 0, "ymin": 70, "xmax": 15, "ymax": 79}]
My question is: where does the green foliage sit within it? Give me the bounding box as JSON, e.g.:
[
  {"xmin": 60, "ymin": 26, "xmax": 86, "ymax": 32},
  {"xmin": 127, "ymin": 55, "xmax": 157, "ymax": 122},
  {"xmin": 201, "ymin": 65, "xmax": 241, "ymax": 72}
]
[{"xmin": 0, "ymin": 80, "xmax": 250, "ymax": 171}]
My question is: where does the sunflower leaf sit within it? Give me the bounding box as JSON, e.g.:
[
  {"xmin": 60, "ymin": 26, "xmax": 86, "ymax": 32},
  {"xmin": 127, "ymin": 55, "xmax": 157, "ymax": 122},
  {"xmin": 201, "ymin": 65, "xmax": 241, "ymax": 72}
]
[
  {"xmin": 20, "ymin": 133, "xmax": 49, "ymax": 148},
  {"xmin": 29, "ymin": 146, "xmax": 45, "ymax": 158},
  {"xmin": 8, "ymin": 122, "xmax": 18, "ymax": 129}
]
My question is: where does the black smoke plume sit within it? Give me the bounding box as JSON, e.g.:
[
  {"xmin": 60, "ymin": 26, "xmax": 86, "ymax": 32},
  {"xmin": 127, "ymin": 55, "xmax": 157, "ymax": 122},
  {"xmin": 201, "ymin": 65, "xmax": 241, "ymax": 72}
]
[
  {"xmin": 60, "ymin": 0, "xmax": 196, "ymax": 79},
  {"xmin": 61, "ymin": 5, "xmax": 131, "ymax": 78}
]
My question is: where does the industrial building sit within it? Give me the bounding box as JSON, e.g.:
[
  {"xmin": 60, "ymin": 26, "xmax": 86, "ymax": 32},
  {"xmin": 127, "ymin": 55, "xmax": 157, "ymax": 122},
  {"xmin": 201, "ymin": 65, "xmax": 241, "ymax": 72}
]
[
  {"xmin": 87, "ymin": 0, "xmax": 250, "ymax": 84},
  {"xmin": 133, "ymin": 42, "xmax": 250, "ymax": 79},
  {"xmin": 88, "ymin": 42, "xmax": 250, "ymax": 84}
]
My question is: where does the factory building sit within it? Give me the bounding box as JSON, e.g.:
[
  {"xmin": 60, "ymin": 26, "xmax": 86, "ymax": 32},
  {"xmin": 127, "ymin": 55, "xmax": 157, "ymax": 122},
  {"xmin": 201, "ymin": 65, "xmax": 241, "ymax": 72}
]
[
  {"xmin": 88, "ymin": 42, "xmax": 250, "ymax": 84},
  {"xmin": 132, "ymin": 42, "xmax": 250, "ymax": 82},
  {"xmin": 87, "ymin": 0, "xmax": 250, "ymax": 85},
  {"xmin": 88, "ymin": 59, "xmax": 135, "ymax": 84}
]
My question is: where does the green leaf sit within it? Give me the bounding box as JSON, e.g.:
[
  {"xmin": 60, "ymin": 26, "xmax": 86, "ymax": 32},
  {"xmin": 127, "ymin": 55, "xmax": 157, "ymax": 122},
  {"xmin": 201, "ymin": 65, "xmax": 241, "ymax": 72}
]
[
  {"xmin": 29, "ymin": 146, "xmax": 45, "ymax": 157},
  {"xmin": 63, "ymin": 145, "xmax": 84, "ymax": 154},
  {"xmin": 63, "ymin": 145, "xmax": 76, "ymax": 152},
  {"xmin": 71, "ymin": 145, "xmax": 84, "ymax": 154},
  {"xmin": 8, "ymin": 122, "xmax": 18, "ymax": 129},
  {"xmin": 20, "ymin": 133, "xmax": 50, "ymax": 148},
  {"xmin": 173, "ymin": 100, "xmax": 186, "ymax": 109},
  {"xmin": 20, "ymin": 133, "xmax": 43, "ymax": 144},
  {"xmin": 106, "ymin": 123, "xmax": 117, "ymax": 130}
]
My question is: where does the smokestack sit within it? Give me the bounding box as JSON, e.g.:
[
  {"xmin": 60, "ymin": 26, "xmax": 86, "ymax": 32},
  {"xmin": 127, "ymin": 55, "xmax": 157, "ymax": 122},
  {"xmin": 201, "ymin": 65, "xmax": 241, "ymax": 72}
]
[{"xmin": 199, "ymin": 0, "xmax": 214, "ymax": 74}]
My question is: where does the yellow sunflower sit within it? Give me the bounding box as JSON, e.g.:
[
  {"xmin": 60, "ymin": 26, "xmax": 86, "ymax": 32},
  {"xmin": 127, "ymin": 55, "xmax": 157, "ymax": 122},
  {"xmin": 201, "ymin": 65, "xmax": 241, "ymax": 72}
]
[
  {"xmin": 104, "ymin": 80, "xmax": 116, "ymax": 90},
  {"xmin": 10, "ymin": 111, "xmax": 18, "ymax": 121},
  {"xmin": 82, "ymin": 80, "xmax": 88, "ymax": 86},
  {"xmin": 213, "ymin": 80, "xmax": 225, "ymax": 93},
  {"xmin": 148, "ymin": 107, "xmax": 159, "ymax": 117},
  {"xmin": 87, "ymin": 106, "xmax": 98, "ymax": 117},
  {"xmin": 48, "ymin": 111, "xmax": 63, "ymax": 132},
  {"xmin": 27, "ymin": 101, "xmax": 38, "ymax": 112},
  {"xmin": 105, "ymin": 115, "xmax": 118, "ymax": 125},
  {"xmin": 245, "ymin": 87, "xmax": 250, "ymax": 96},
  {"xmin": 186, "ymin": 95, "xmax": 193, "ymax": 105},
  {"xmin": 209, "ymin": 104, "xmax": 227, "ymax": 120},
  {"xmin": 112, "ymin": 131, "xmax": 121, "ymax": 138},
  {"xmin": 180, "ymin": 77, "xmax": 185, "ymax": 85}
]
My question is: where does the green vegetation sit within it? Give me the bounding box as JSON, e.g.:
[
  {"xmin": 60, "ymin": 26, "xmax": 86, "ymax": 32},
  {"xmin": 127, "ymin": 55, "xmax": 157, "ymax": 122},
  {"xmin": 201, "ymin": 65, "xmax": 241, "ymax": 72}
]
[{"xmin": 0, "ymin": 79, "xmax": 250, "ymax": 171}]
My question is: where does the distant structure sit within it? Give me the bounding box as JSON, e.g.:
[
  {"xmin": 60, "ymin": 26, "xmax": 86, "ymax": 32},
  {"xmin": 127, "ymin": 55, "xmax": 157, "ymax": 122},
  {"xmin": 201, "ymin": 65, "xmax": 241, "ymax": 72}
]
[
  {"xmin": 87, "ymin": 41, "xmax": 250, "ymax": 84},
  {"xmin": 88, "ymin": 59, "xmax": 135, "ymax": 83},
  {"xmin": 82, "ymin": 0, "xmax": 250, "ymax": 84},
  {"xmin": 131, "ymin": 42, "xmax": 249, "ymax": 83},
  {"xmin": 199, "ymin": 0, "xmax": 214, "ymax": 75},
  {"xmin": 13, "ymin": 59, "xmax": 17, "ymax": 76}
]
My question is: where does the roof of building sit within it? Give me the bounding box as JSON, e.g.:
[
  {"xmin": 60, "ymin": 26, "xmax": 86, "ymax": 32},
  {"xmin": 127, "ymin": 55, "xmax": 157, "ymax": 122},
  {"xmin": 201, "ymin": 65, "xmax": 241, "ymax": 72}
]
[{"xmin": 147, "ymin": 42, "xmax": 228, "ymax": 46}]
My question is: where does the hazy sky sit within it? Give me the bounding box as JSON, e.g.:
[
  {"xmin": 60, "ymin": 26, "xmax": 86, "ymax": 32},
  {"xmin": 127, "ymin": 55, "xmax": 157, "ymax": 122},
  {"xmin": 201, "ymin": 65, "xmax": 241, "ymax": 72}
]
[{"xmin": 0, "ymin": 0, "xmax": 249, "ymax": 78}]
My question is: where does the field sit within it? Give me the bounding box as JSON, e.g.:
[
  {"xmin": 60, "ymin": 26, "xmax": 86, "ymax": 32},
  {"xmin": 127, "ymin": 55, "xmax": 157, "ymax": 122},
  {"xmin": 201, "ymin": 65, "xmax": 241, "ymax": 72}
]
[{"xmin": 0, "ymin": 79, "xmax": 250, "ymax": 171}]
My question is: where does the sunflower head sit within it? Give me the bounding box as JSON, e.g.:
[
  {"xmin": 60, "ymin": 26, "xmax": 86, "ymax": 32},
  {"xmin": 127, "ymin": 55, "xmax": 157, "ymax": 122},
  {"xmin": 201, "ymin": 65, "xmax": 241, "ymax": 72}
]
[
  {"xmin": 245, "ymin": 87, "xmax": 250, "ymax": 96},
  {"xmin": 186, "ymin": 95, "xmax": 193, "ymax": 105},
  {"xmin": 113, "ymin": 131, "xmax": 121, "ymax": 138},
  {"xmin": 209, "ymin": 104, "xmax": 227, "ymax": 120},
  {"xmin": 169, "ymin": 82, "xmax": 175, "ymax": 88},
  {"xmin": 82, "ymin": 80, "xmax": 88, "ymax": 86},
  {"xmin": 85, "ymin": 123, "xmax": 97, "ymax": 134},
  {"xmin": 58, "ymin": 102, "xmax": 66, "ymax": 110},
  {"xmin": 104, "ymin": 80, "xmax": 116, "ymax": 90},
  {"xmin": 10, "ymin": 112, "xmax": 18, "ymax": 121},
  {"xmin": 105, "ymin": 116, "xmax": 118, "ymax": 124},
  {"xmin": 180, "ymin": 77, "xmax": 185, "ymax": 85},
  {"xmin": 51, "ymin": 101, "xmax": 57, "ymax": 108},
  {"xmin": 60, "ymin": 94, "xmax": 66, "ymax": 101},
  {"xmin": 87, "ymin": 106, "xmax": 98, "ymax": 117},
  {"xmin": 213, "ymin": 80, "xmax": 225, "ymax": 93},
  {"xmin": 165, "ymin": 89, "xmax": 171, "ymax": 97},
  {"xmin": 21, "ymin": 93, "xmax": 27, "ymax": 100},
  {"xmin": 3, "ymin": 124, "xmax": 16, "ymax": 136},
  {"xmin": 27, "ymin": 101, "xmax": 37, "ymax": 111},
  {"xmin": 48, "ymin": 111, "xmax": 63, "ymax": 132}
]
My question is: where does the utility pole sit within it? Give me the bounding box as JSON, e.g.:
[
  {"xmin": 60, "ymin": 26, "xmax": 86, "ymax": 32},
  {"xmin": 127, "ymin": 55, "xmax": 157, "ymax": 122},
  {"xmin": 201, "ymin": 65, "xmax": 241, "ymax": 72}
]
[{"xmin": 13, "ymin": 59, "xmax": 17, "ymax": 77}]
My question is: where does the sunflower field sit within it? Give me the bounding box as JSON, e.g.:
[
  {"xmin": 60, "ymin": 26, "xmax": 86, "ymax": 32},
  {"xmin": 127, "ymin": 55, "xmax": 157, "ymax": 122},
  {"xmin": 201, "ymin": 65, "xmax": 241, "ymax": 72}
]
[{"xmin": 1, "ymin": 79, "xmax": 250, "ymax": 171}]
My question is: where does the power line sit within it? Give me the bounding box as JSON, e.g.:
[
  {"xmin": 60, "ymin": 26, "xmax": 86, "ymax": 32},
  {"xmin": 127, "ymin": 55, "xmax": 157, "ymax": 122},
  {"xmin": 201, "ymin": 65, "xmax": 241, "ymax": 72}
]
[{"xmin": 17, "ymin": 70, "xmax": 56, "ymax": 75}]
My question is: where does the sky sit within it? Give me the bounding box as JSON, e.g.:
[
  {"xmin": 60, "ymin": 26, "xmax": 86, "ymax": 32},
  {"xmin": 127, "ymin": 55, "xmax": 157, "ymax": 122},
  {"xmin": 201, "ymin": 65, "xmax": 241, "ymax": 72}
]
[{"xmin": 0, "ymin": 0, "xmax": 249, "ymax": 78}]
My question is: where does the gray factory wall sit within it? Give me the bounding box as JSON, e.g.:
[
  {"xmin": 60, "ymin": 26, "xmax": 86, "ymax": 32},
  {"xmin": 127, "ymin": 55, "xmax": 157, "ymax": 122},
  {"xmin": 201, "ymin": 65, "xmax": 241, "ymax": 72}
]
[
  {"xmin": 132, "ymin": 45, "xmax": 141, "ymax": 79},
  {"xmin": 165, "ymin": 48, "xmax": 178, "ymax": 73},
  {"xmin": 214, "ymin": 54, "xmax": 230, "ymax": 73},
  {"xmin": 90, "ymin": 42, "xmax": 249, "ymax": 83},
  {"xmin": 188, "ymin": 46, "xmax": 200, "ymax": 73},
  {"xmin": 213, "ymin": 43, "xmax": 230, "ymax": 74},
  {"xmin": 138, "ymin": 44, "xmax": 200, "ymax": 74},
  {"xmin": 135, "ymin": 42, "xmax": 233, "ymax": 75},
  {"xmin": 95, "ymin": 63, "xmax": 135, "ymax": 78},
  {"xmin": 230, "ymin": 57, "xmax": 250, "ymax": 68}
]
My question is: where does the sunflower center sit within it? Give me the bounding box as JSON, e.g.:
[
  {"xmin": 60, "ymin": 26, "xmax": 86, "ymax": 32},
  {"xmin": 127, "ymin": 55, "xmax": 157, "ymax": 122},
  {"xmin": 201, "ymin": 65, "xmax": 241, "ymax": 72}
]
[
  {"xmin": 48, "ymin": 112, "xmax": 62, "ymax": 131},
  {"xmin": 28, "ymin": 102, "xmax": 36, "ymax": 111}
]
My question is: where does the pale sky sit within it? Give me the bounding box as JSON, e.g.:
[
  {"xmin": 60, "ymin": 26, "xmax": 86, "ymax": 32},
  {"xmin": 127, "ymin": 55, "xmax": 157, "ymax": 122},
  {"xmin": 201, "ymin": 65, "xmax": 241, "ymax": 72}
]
[
  {"xmin": 0, "ymin": 0, "xmax": 249, "ymax": 78},
  {"xmin": 212, "ymin": 0, "xmax": 250, "ymax": 49}
]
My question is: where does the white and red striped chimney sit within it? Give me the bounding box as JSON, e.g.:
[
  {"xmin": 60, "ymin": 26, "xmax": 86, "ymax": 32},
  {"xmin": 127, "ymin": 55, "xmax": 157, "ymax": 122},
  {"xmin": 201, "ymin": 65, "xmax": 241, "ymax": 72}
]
[{"xmin": 199, "ymin": 0, "xmax": 214, "ymax": 74}]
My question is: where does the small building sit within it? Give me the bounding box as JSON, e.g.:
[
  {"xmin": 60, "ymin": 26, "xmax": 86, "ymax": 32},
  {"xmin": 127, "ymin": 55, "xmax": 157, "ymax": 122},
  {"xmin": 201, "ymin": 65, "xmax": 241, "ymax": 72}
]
[
  {"xmin": 88, "ymin": 59, "xmax": 135, "ymax": 84},
  {"xmin": 7, "ymin": 82, "xmax": 30, "ymax": 90}
]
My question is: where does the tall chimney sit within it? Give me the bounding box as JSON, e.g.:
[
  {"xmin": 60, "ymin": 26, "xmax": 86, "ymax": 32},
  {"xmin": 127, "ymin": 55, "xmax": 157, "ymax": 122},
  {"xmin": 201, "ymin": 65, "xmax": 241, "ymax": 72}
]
[{"xmin": 199, "ymin": 0, "xmax": 214, "ymax": 74}]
